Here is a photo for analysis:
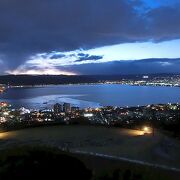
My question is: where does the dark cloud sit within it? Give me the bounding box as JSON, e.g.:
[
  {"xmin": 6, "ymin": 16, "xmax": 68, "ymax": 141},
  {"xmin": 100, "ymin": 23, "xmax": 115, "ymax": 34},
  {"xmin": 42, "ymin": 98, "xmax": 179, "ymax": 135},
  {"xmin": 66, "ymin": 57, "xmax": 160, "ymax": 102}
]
[
  {"xmin": 76, "ymin": 54, "xmax": 103, "ymax": 62},
  {"xmin": 0, "ymin": 0, "xmax": 180, "ymax": 73},
  {"xmin": 49, "ymin": 54, "xmax": 66, "ymax": 59},
  {"xmin": 0, "ymin": 0, "xmax": 141, "ymax": 70},
  {"xmin": 147, "ymin": 6, "xmax": 180, "ymax": 41},
  {"xmin": 61, "ymin": 58, "xmax": 180, "ymax": 75},
  {"xmin": 78, "ymin": 53, "xmax": 86, "ymax": 57}
]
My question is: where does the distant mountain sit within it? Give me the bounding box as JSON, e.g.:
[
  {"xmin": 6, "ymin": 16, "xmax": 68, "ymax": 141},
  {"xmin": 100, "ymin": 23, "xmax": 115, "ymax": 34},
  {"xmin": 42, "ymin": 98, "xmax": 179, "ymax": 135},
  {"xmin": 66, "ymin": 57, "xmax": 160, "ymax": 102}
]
[{"xmin": 0, "ymin": 74, "xmax": 179, "ymax": 86}]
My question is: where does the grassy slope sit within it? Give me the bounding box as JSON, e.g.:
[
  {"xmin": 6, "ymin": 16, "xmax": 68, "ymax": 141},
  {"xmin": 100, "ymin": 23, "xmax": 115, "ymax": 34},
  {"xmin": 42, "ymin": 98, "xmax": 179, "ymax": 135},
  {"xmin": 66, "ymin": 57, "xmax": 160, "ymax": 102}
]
[{"xmin": 0, "ymin": 125, "xmax": 180, "ymax": 179}]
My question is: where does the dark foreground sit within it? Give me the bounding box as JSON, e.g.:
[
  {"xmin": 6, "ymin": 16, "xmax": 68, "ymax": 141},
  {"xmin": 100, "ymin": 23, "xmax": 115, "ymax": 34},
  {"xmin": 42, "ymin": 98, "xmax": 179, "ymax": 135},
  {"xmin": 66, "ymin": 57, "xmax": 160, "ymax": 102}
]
[
  {"xmin": 0, "ymin": 146, "xmax": 179, "ymax": 180},
  {"xmin": 0, "ymin": 126, "xmax": 180, "ymax": 179}
]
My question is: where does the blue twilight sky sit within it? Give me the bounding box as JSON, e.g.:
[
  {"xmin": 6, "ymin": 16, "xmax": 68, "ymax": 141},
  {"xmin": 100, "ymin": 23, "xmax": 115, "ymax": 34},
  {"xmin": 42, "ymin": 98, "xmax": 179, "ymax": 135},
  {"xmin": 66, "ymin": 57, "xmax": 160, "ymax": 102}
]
[{"xmin": 0, "ymin": 0, "xmax": 180, "ymax": 75}]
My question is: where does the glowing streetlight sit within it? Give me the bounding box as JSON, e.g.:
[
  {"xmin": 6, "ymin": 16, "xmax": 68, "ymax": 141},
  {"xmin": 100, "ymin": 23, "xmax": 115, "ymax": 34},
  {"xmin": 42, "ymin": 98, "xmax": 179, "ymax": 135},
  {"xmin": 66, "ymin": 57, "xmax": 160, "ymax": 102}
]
[
  {"xmin": 143, "ymin": 126, "xmax": 149, "ymax": 132},
  {"xmin": 143, "ymin": 126, "xmax": 151, "ymax": 135}
]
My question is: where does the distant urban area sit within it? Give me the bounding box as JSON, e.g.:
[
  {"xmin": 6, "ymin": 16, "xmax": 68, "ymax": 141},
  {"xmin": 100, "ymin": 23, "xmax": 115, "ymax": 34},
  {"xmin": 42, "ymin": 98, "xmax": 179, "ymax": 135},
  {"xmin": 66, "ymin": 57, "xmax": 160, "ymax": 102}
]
[
  {"xmin": 0, "ymin": 74, "xmax": 180, "ymax": 136},
  {"xmin": 0, "ymin": 96, "xmax": 179, "ymax": 137}
]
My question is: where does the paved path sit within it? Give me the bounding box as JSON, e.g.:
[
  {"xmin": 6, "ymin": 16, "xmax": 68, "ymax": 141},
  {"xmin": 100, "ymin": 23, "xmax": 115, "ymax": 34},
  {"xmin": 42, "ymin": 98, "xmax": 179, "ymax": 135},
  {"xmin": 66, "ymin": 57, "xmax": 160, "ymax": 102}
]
[{"xmin": 71, "ymin": 149, "xmax": 180, "ymax": 173}]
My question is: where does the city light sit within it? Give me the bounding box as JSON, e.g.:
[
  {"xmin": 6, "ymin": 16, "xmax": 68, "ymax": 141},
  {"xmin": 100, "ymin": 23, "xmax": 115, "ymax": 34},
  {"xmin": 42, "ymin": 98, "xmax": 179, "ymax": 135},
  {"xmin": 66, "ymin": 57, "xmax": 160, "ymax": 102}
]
[
  {"xmin": 3, "ymin": 112, "xmax": 9, "ymax": 116},
  {"xmin": 84, "ymin": 113, "xmax": 93, "ymax": 117}
]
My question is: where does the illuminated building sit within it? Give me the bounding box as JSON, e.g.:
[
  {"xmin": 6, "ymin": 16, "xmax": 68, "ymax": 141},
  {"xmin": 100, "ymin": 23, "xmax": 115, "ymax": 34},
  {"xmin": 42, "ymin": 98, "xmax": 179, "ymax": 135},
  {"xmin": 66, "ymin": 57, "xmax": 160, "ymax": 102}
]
[
  {"xmin": 54, "ymin": 103, "xmax": 62, "ymax": 114},
  {"xmin": 63, "ymin": 103, "xmax": 71, "ymax": 113},
  {"xmin": 71, "ymin": 106, "xmax": 80, "ymax": 112}
]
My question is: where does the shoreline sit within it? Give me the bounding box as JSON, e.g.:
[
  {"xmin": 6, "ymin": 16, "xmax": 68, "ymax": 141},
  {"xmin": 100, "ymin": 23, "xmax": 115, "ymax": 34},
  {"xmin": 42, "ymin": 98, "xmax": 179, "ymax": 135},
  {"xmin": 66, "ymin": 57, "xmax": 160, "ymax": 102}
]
[{"xmin": 6, "ymin": 82, "xmax": 180, "ymax": 89}]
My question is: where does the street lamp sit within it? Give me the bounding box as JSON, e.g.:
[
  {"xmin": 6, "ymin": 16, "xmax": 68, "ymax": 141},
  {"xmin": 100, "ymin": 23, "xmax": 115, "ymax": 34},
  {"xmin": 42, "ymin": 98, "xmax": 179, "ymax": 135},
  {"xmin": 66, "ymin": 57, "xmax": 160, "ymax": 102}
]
[
  {"xmin": 143, "ymin": 126, "xmax": 149, "ymax": 132},
  {"xmin": 143, "ymin": 126, "xmax": 153, "ymax": 135}
]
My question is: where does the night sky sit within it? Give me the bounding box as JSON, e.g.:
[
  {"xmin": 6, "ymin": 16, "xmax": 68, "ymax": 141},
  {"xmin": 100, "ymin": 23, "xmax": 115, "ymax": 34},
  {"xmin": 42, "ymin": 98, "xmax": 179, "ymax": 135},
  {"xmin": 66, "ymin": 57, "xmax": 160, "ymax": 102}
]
[{"xmin": 0, "ymin": 0, "xmax": 180, "ymax": 75}]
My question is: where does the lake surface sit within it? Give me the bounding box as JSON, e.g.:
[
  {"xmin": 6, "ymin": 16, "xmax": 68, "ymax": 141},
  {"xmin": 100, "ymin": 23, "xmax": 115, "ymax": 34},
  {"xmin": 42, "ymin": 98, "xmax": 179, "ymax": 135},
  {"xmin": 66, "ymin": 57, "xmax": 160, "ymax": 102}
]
[{"xmin": 0, "ymin": 84, "xmax": 179, "ymax": 109}]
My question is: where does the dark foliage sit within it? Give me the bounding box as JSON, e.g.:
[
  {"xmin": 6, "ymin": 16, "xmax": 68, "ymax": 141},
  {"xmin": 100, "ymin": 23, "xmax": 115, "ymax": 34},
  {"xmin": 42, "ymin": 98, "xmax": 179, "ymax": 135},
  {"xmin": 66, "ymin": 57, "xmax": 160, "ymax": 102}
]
[{"xmin": 0, "ymin": 147, "xmax": 92, "ymax": 180}]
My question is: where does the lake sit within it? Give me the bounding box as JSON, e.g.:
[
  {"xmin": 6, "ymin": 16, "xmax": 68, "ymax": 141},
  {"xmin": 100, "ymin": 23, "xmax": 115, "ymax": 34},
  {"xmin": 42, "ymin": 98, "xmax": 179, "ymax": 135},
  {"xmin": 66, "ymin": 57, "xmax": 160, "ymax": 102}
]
[{"xmin": 0, "ymin": 84, "xmax": 179, "ymax": 109}]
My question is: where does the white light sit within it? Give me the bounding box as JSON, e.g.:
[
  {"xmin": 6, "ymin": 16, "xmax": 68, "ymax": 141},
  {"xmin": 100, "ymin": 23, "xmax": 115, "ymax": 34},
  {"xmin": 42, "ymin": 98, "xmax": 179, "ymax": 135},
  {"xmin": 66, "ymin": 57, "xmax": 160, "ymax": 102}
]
[
  {"xmin": 84, "ymin": 113, "xmax": 93, "ymax": 117},
  {"xmin": 3, "ymin": 112, "xmax": 9, "ymax": 116}
]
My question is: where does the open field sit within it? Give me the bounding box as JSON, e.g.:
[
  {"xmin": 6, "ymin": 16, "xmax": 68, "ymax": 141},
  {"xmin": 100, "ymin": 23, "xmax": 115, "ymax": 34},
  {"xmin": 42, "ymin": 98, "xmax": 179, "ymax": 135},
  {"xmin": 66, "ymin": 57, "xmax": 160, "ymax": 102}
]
[{"xmin": 0, "ymin": 125, "xmax": 180, "ymax": 174}]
